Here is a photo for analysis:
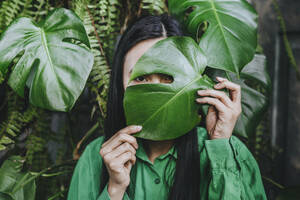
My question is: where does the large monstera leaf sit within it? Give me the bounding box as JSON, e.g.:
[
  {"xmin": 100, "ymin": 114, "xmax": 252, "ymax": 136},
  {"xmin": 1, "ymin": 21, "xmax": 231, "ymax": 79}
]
[
  {"xmin": 169, "ymin": 0, "xmax": 258, "ymax": 75},
  {"xmin": 0, "ymin": 8, "xmax": 94, "ymax": 111},
  {"xmin": 123, "ymin": 36, "xmax": 215, "ymax": 141},
  {"xmin": 206, "ymin": 54, "xmax": 271, "ymax": 137}
]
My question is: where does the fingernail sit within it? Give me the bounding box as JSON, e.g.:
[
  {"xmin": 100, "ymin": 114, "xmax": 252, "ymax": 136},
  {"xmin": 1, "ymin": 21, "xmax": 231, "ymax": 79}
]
[
  {"xmin": 136, "ymin": 126, "xmax": 142, "ymax": 130},
  {"xmin": 216, "ymin": 76, "xmax": 225, "ymax": 81}
]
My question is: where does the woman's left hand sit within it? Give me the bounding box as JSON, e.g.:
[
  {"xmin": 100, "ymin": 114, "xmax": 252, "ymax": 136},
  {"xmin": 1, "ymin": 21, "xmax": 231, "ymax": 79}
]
[{"xmin": 196, "ymin": 76, "xmax": 242, "ymax": 140}]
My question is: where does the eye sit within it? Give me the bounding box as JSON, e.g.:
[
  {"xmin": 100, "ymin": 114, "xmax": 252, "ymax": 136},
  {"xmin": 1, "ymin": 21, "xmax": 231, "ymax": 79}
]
[
  {"xmin": 161, "ymin": 74, "xmax": 173, "ymax": 82},
  {"xmin": 163, "ymin": 76, "xmax": 171, "ymax": 80},
  {"xmin": 134, "ymin": 75, "xmax": 147, "ymax": 82}
]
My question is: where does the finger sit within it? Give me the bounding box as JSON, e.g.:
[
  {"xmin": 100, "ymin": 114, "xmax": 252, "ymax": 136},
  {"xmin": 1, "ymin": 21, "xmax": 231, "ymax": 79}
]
[
  {"xmin": 207, "ymin": 105, "xmax": 217, "ymax": 115},
  {"xmin": 107, "ymin": 152, "xmax": 135, "ymax": 172},
  {"xmin": 102, "ymin": 125, "xmax": 142, "ymax": 148},
  {"xmin": 214, "ymin": 78, "xmax": 241, "ymax": 103},
  {"xmin": 102, "ymin": 125, "xmax": 141, "ymax": 147},
  {"xmin": 102, "ymin": 142, "xmax": 136, "ymax": 163},
  {"xmin": 206, "ymin": 106, "xmax": 217, "ymax": 132},
  {"xmin": 118, "ymin": 125, "xmax": 142, "ymax": 136},
  {"xmin": 100, "ymin": 133, "xmax": 138, "ymax": 156},
  {"xmin": 197, "ymin": 89, "xmax": 232, "ymax": 107},
  {"xmin": 117, "ymin": 151, "xmax": 136, "ymax": 166},
  {"xmin": 206, "ymin": 106, "xmax": 217, "ymax": 124},
  {"xmin": 215, "ymin": 76, "xmax": 228, "ymax": 82},
  {"xmin": 196, "ymin": 97, "xmax": 228, "ymax": 113}
]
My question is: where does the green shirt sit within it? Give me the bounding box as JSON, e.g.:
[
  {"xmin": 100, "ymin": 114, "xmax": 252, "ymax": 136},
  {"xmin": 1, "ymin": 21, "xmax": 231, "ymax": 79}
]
[{"xmin": 67, "ymin": 126, "xmax": 267, "ymax": 200}]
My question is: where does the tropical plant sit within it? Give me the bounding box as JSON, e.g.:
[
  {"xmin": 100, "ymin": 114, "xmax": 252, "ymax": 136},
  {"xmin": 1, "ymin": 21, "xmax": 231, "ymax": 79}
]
[
  {"xmin": 169, "ymin": 0, "xmax": 271, "ymax": 138},
  {"xmin": 0, "ymin": 8, "xmax": 94, "ymax": 112},
  {"xmin": 205, "ymin": 54, "xmax": 271, "ymax": 137},
  {"xmin": 123, "ymin": 0, "xmax": 271, "ymax": 140},
  {"xmin": 0, "ymin": 0, "xmax": 292, "ymax": 199},
  {"xmin": 0, "ymin": 0, "xmax": 166, "ymax": 198},
  {"xmin": 0, "ymin": 156, "xmax": 36, "ymax": 200},
  {"xmin": 169, "ymin": 0, "xmax": 258, "ymax": 75}
]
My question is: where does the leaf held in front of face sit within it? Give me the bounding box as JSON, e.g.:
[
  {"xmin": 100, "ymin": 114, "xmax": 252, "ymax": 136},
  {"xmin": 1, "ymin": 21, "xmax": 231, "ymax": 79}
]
[{"xmin": 123, "ymin": 36, "xmax": 214, "ymax": 141}]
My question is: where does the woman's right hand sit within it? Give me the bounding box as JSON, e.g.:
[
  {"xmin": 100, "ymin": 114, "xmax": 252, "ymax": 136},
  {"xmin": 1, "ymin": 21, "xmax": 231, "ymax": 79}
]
[{"xmin": 99, "ymin": 125, "xmax": 142, "ymax": 199}]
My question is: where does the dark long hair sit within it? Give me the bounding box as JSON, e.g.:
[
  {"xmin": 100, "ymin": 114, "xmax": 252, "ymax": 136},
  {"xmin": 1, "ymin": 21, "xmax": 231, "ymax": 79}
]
[{"xmin": 101, "ymin": 13, "xmax": 201, "ymax": 200}]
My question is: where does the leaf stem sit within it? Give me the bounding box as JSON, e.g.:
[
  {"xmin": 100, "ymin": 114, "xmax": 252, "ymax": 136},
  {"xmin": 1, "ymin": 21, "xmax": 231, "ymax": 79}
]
[
  {"xmin": 11, "ymin": 159, "xmax": 75, "ymax": 194},
  {"xmin": 225, "ymin": 71, "xmax": 233, "ymax": 81},
  {"xmin": 262, "ymin": 176, "xmax": 285, "ymax": 189},
  {"xmin": 73, "ymin": 122, "xmax": 99, "ymax": 160},
  {"xmin": 86, "ymin": 5, "xmax": 109, "ymax": 68},
  {"xmin": 30, "ymin": 170, "xmax": 72, "ymax": 177},
  {"xmin": 48, "ymin": 190, "xmax": 65, "ymax": 200}
]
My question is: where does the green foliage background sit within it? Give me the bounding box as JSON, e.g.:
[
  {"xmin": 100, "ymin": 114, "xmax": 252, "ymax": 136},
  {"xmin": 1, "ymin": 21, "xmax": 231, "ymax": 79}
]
[
  {"xmin": 0, "ymin": 0, "xmax": 274, "ymax": 199},
  {"xmin": 0, "ymin": 0, "xmax": 169, "ymax": 199}
]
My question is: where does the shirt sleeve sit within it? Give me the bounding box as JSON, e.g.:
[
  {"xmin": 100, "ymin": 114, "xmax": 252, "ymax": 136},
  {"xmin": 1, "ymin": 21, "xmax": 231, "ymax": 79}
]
[
  {"xmin": 67, "ymin": 137, "xmax": 132, "ymax": 200},
  {"xmin": 204, "ymin": 136, "xmax": 267, "ymax": 200}
]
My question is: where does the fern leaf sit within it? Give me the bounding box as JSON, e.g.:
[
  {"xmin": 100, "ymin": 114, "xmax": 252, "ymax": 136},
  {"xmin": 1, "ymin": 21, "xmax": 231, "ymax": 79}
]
[
  {"xmin": 21, "ymin": 0, "xmax": 52, "ymax": 21},
  {"xmin": 0, "ymin": 0, "xmax": 27, "ymax": 32},
  {"xmin": 138, "ymin": 0, "xmax": 166, "ymax": 16},
  {"xmin": 0, "ymin": 91, "xmax": 38, "ymax": 150}
]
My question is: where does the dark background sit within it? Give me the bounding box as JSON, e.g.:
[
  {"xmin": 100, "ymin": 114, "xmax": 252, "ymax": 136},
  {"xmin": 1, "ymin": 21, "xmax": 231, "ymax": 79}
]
[{"xmin": 252, "ymin": 0, "xmax": 300, "ymax": 198}]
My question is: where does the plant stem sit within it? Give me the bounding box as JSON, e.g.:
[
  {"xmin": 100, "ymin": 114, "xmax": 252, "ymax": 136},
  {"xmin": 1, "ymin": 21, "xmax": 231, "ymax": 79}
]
[
  {"xmin": 30, "ymin": 170, "xmax": 72, "ymax": 177},
  {"xmin": 48, "ymin": 190, "xmax": 65, "ymax": 200},
  {"xmin": 11, "ymin": 159, "xmax": 75, "ymax": 194},
  {"xmin": 262, "ymin": 176, "xmax": 285, "ymax": 189},
  {"xmin": 225, "ymin": 71, "xmax": 233, "ymax": 81},
  {"xmin": 86, "ymin": 5, "xmax": 109, "ymax": 68},
  {"xmin": 73, "ymin": 122, "xmax": 99, "ymax": 160}
]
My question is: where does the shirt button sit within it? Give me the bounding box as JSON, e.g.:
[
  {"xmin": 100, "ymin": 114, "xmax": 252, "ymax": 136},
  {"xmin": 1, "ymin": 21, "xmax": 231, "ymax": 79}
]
[{"xmin": 154, "ymin": 178, "xmax": 161, "ymax": 184}]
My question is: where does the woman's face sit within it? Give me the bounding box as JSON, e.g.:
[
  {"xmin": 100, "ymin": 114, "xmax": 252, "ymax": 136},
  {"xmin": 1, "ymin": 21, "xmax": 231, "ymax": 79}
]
[{"xmin": 123, "ymin": 37, "xmax": 173, "ymax": 90}]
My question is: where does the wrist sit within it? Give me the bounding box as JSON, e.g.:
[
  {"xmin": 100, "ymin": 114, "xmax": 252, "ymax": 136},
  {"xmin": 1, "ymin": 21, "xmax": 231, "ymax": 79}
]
[
  {"xmin": 107, "ymin": 179, "xmax": 127, "ymax": 200},
  {"xmin": 209, "ymin": 135, "xmax": 230, "ymax": 140},
  {"xmin": 209, "ymin": 129, "xmax": 233, "ymax": 140}
]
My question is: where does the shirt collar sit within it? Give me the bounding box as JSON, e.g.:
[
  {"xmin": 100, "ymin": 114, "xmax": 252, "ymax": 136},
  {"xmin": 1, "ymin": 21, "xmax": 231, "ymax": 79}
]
[{"xmin": 136, "ymin": 139, "xmax": 178, "ymax": 164}]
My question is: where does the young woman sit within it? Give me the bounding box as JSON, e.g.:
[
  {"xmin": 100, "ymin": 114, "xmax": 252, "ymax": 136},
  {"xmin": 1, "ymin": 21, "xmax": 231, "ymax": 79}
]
[{"xmin": 67, "ymin": 14, "xmax": 267, "ymax": 200}]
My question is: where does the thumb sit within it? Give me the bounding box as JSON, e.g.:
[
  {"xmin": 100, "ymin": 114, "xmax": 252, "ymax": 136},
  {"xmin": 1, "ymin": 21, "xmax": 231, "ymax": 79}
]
[
  {"xmin": 206, "ymin": 106, "xmax": 217, "ymax": 131},
  {"xmin": 125, "ymin": 161, "xmax": 133, "ymax": 172},
  {"xmin": 207, "ymin": 105, "xmax": 217, "ymax": 117}
]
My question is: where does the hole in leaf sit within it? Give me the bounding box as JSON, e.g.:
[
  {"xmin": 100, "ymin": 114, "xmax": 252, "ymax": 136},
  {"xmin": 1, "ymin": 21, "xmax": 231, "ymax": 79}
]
[
  {"xmin": 10, "ymin": 50, "xmax": 25, "ymax": 73},
  {"xmin": 24, "ymin": 59, "xmax": 39, "ymax": 101},
  {"xmin": 203, "ymin": 68, "xmax": 225, "ymax": 82},
  {"xmin": 26, "ymin": 59, "xmax": 39, "ymax": 89},
  {"xmin": 184, "ymin": 6, "xmax": 196, "ymax": 21},
  {"xmin": 62, "ymin": 38, "xmax": 89, "ymax": 49},
  {"xmin": 2, "ymin": 50, "xmax": 25, "ymax": 85},
  {"xmin": 196, "ymin": 21, "xmax": 209, "ymax": 43}
]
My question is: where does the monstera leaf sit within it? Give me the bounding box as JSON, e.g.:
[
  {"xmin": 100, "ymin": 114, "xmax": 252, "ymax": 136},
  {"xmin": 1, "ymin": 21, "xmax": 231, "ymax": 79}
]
[
  {"xmin": 0, "ymin": 8, "xmax": 94, "ymax": 111},
  {"xmin": 169, "ymin": 0, "xmax": 258, "ymax": 75},
  {"xmin": 205, "ymin": 54, "xmax": 271, "ymax": 137},
  {"xmin": 123, "ymin": 36, "xmax": 215, "ymax": 141}
]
